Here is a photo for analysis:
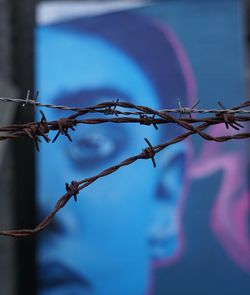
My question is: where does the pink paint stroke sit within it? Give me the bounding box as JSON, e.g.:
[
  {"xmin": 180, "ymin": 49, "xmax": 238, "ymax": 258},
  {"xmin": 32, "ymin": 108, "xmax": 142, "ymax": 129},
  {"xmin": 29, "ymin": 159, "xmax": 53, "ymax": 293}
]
[
  {"xmin": 147, "ymin": 20, "xmax": 196, "ymax": 295},
  {"xmin": 190, "ymin": 124, "xmax": 250, "ymax": 273}
]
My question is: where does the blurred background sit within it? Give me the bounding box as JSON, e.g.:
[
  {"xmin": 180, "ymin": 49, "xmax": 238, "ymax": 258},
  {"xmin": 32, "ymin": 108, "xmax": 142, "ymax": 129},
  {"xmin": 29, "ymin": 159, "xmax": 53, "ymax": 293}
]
[{"xmin": 0, "ymin": 0, "xmax": 250, "ymax": 295}]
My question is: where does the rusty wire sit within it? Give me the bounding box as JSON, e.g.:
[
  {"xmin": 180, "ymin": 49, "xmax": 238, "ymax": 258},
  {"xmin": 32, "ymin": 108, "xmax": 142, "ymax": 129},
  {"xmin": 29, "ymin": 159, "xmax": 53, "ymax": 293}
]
[{"xmin": 0, "ymin": 98, "xmax": 250, "ymax": 237}]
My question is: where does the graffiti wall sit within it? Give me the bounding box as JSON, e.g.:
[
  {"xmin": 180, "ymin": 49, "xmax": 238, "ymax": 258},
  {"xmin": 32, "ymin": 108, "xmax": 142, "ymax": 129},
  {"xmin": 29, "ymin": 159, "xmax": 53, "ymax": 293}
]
[{"xmin": 36, "ymin": 1, "xmax": 250, "ymax": 294}]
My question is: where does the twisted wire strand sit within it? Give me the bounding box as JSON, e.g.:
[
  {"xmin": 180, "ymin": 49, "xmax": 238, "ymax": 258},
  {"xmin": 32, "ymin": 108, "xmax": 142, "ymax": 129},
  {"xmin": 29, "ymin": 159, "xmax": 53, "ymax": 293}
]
[
  {"xmin": 1, "ymin": 115, "xmax": 250, "ymax": 140},
  {"xmin": 1, "ymin": 95, "xmax": 250, "ymax": 114},
  {"xmin": 1, "ymin": 122, "xmax": 250, "ymax": 237}
]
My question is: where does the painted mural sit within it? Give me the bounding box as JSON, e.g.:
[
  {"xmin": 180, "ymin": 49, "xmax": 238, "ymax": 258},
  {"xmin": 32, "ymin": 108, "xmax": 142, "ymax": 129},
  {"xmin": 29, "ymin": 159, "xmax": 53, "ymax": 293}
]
[{"xmin": 36, "ymin": 1, "xmax": 249, "ymax": 295}]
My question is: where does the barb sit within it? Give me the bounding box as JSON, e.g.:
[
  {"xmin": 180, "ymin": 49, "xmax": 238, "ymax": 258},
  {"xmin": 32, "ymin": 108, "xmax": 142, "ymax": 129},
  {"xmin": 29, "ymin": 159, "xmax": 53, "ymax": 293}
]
[
  {"xmin": 52, "ymin": 118, "xmax": 76, "ymax": 143},
  {"xmin": 65, "ymin": 181, "xmax": 79, "ymax": 202},
  {"xmin": 0, "ymin": 98, "xmax": 250, "ymax": 237},
  {"xmin": 177, "ymin": 99, "xmax": 200, "ymax": 118},
  {"xmin": 21, "ymin": 90, "xmax": 39, "ymax": 107},
  {"xmin": 139, "ymin": 114, "xmax": 158, "ymax": 130},
  {"xmin": 104, "ymin": 99, "xmax": 120, "ymax": 116},
  {"xmin": 22, "ymin": 90, "xmax": 31, "ymax": 107},
  {"xmin": 143, "ymin": 137, "xmax": 157, "ymax": 168},
  {"xmin": 217, "ymin": 101, "xmax": 244, "ymax": 130}
]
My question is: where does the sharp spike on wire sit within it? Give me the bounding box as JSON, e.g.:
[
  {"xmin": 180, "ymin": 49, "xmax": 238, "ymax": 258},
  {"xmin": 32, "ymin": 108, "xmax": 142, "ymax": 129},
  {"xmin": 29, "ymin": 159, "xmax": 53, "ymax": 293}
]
[{"xmin": 22, "ymin": 90, "xmax": 31, "ymax": 107}]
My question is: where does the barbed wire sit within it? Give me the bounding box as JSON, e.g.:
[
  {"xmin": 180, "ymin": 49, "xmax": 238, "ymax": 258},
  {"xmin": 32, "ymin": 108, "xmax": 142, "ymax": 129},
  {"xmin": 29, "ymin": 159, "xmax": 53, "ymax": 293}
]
[
  {"xmin": 0, "ymin": 97, "xmax": 250, "ymax": 147},
  {"xmin": 1, "ymin": 94, "xmax": 250, "ymax": 114},
  {"xmin": 0, "ymin": 97, "xmax": 249, "ymax": 237}
]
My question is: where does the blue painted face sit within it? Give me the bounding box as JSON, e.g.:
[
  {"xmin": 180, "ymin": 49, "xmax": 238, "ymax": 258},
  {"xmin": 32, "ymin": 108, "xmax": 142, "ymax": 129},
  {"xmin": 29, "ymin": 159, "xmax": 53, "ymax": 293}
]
[{"xmin": 36, "ymin": 22, "xmax": 185, "ymax": 295}]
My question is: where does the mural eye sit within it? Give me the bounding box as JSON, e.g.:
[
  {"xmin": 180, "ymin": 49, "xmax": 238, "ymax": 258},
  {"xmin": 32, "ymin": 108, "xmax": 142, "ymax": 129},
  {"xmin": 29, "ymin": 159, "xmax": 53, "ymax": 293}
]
[
  {"xmin": 71, "ymin": 133, "xmax": 114, "ymax": 158},
  {"xmin": 66, "ymin": 131, "xmax": 123, "ymax": 170}
]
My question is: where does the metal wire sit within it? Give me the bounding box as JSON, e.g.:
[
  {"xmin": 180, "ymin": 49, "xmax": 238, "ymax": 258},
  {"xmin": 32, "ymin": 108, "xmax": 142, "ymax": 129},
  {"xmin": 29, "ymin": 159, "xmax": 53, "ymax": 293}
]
[
  {"xmin": 1, "ymin": 95, "xmax": 250, "ymax": 114},
  {"xmin": 0, "ymin": 98, "xmax": 249, "ymax": 237}
]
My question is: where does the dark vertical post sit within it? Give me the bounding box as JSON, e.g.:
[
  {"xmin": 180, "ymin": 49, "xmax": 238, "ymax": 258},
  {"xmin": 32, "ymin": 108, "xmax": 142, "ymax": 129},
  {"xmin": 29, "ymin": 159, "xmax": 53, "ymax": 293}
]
[
  {"xmin": 0, "ymin": 0, "xmax": 17, "ymax": 294},
  {"xmin": 10, "ymin": 0, "xmax": 36, "ymax": 294}
]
